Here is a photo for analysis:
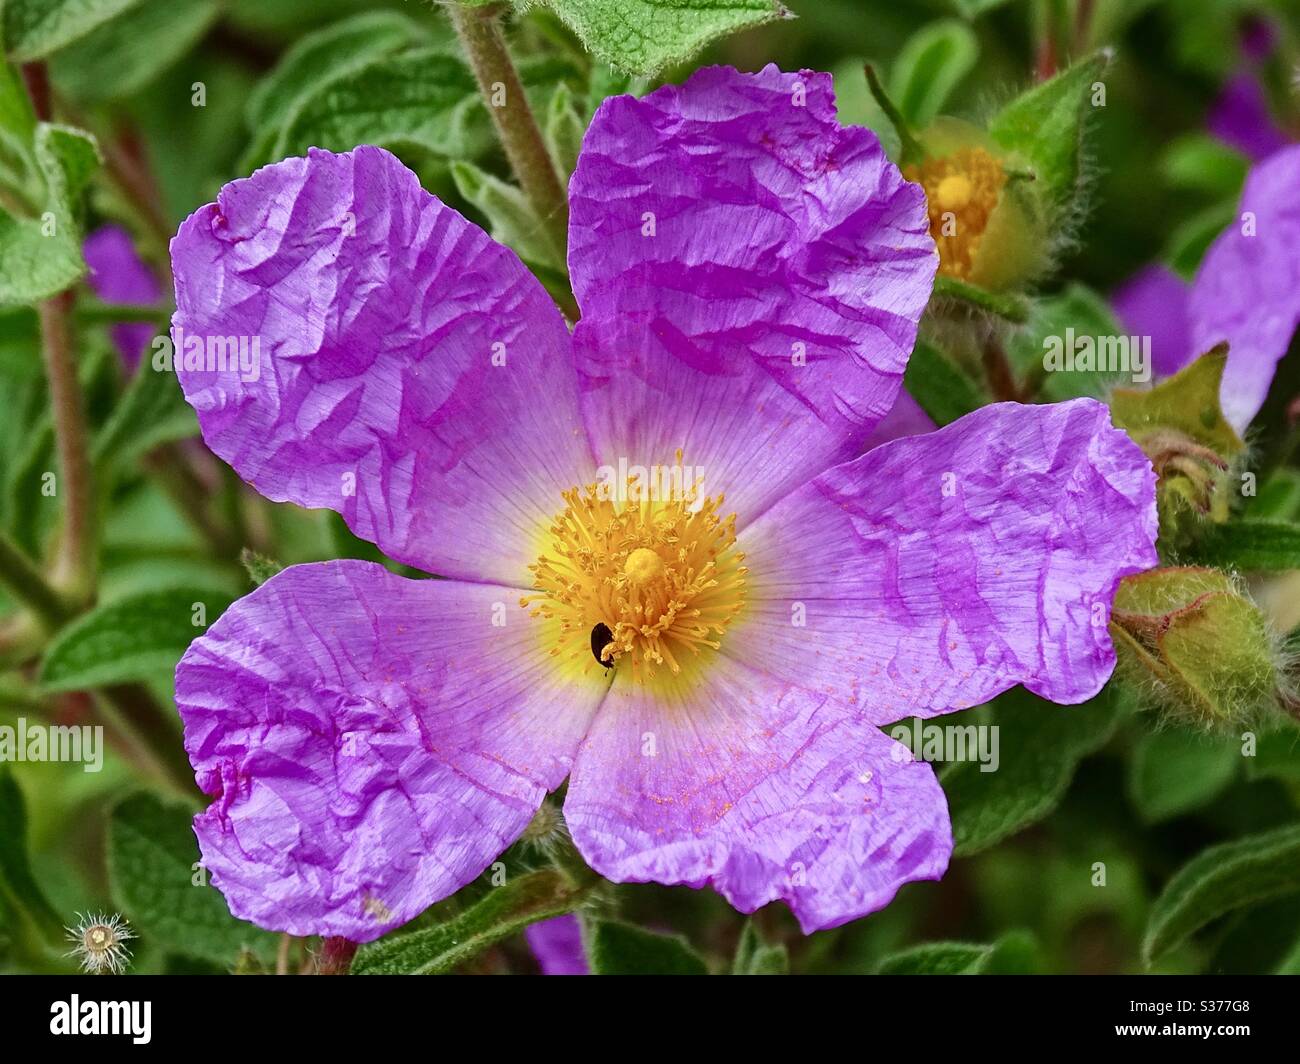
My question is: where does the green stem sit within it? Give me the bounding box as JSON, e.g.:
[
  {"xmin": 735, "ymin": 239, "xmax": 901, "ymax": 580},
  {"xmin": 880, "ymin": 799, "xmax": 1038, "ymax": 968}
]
[
  {"xmin": 863, "ymin": 64, "xmax": 926, "ymax": 166},
  {"xmin": 446, "ymin": 3, "xmax": 573, "ymax": 289},
  {"xmin": 75, "ymin": 299, "xmax": 171, "ymax": 327},
  {"xmin": 933, "ymin": 275, "xmax": 1031, "ymax": 324},
  {"xmin": 38, "ymin": 291, "xmax": 97, "ymax": 605},
  {"xmin": 0, "ymin": 530, "xmax": 72, "ymax": 629}
]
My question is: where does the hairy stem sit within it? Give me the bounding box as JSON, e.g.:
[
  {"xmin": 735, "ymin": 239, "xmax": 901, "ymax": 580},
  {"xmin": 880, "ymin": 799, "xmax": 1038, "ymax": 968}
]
[
  {"xmin": 38, "ymin": 292, "xmax": 97, "ymax": 605},
  {"xmin": 446, "ymin": 3, "xmax": 574, "ymax": 299}
]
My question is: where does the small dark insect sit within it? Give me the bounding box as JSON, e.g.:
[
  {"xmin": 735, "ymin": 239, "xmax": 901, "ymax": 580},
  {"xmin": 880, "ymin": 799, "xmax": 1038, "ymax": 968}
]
[{"xmin": 590, "ymin": 623, "xmax": 615, "ymax": 669}]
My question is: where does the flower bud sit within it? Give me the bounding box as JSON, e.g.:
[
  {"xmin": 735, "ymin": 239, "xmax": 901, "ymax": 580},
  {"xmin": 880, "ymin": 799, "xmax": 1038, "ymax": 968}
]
[{"xmin": 1110, "ymin": 568, "xmax": 1279, "ymax": 730}]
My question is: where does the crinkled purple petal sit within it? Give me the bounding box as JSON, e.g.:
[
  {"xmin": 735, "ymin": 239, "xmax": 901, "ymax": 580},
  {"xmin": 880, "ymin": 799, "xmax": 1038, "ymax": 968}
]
[
  {"xmin": 728, "ymin": 399, "xmax": 1158, "ymax": 721},
  {"xmin": 171, "ymin": 146, "xmax": 592, "ymax": 585},
  {"xmin": 567, "ymin": 64, "xmax": 937, "ymax": 522},
  {"xmin": 84, "ymin": 224, "xmax": 162, "ymax": 371},
  {"xmin": 1111, "ymin": 265, "xmax": 1192, "ymax": 379},
  {"xmin": 525, "ymin": 914, "xmax": 588, "ymax": 975},
  {"xmin": 175, "ymin": 560, "xmax": 607, "ymax": 941},
  {"xmin": 862, "ymin": 387, "xmax": 934, "ymax": 451},
  {"xmin": 1207, "ymin": 72, "xmax": 1290, "ymax": 163},
  {"xmin": 564, "ymin": 656, "xmax": 951, "ymax": 934},
  {"xmin": 1190, "ymin": 143, "xmax": 1300, "ymax": 432}
]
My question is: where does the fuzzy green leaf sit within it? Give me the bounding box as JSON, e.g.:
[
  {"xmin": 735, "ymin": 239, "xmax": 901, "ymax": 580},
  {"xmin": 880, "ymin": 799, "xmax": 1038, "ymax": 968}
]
[
  {"xmin": 0, "ymin": 768, "xmax": 64, "ymax": 944},
  {"xmin": 271, "ymin": 48, "xmax": 487, "ymax": 161},
  {"xmin": 1127, "ymin": 728, "xmax": 1238, "ymax": 824},
  {"xmin": 1143, "ymin": 823, "xmax": 1300, "ymax": 964},
  {"xmin": 39, "ymin": 586, "xmax": 233, "ymax": 691},
  {"xmin": 902, "ymin": 338, "xmax": 983, "ymax": 427},
  {"xmin": 1185, "ymin": 519, "xmax": 1300, "ymax": 571},
  {"xmin": 937, "ymin": 686, "xmax": 1123, "ymax": 856},
  {"xmin": 731, "ymin": 920, "xmax": 788, "ymax": 974},
  {"xmin": 518, "ymin": 0, "xmax": 789, "ymax": 75},
  {"xmin": 353, "ymin": 869, "xmax": 588, "ymax": 975},
  {"xmin": 588, "ymin": 919, "xmax": 708, "ymax": 975},
  {"xmin": 3, "ymin": 0, "xmax": 144, "ymax": 61},
  {"xmin": 108, "ymin": 791, "xmax": 280, "ymax": 965},
  {"xmin": 49, "ymin": 0, "xmax": 219, "ymax": 103},
  {"xmin": 988, "ymin": 52, "xmax": 1107, "ymax": 208}
]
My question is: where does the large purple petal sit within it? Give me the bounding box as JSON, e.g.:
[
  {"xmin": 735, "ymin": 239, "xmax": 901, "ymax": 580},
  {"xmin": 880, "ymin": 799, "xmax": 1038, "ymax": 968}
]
[
  {"xmin": 1190, "ymin": 143, "xmax": 1300, "ymax": 432},
  {"xmin": 1111, "ymin": 265, "xmax": 1192, "ymax": 379},
  {"xmin": 176, "ymin": 560, "xmax": 607, "ymax": 941},
  {"xmin": 84, "ymin": 225, "xmax": 163, "ymax": 371},
  {"xmin": 171, "ymin": 146, "xmax": 593, "ymax": 585},
  {"xmin": 564, "ymin": 656, "xmax": 951, "ymax": 933},
  {"xmin": 728, "ymin": 399, "xmax": 1158, "ymax": 721},
  {"xmin": 567, "ymin": 65, "xmax": 937, "ymax": 523}
]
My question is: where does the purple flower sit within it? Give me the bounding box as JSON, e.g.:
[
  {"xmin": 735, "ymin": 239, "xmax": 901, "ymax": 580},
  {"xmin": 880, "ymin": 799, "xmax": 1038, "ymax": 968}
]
[
  {"xmin": 171, "ymin": 66, "xmax": 1158, "ymax": 942},
  {"xmin": 526, "ymin": 914, "xmax": 588, "ymax": 975},
  {"xmin": 1114, "ymin": 144, "xmax": 1300, "ymax": 432},
  {"xmin": 84, "ymin": 225, "xmax": 163, "ymax": 371},
  {"xmin": 1207, "ymin": 73, "xmax": 1290, "ymax": 163}
]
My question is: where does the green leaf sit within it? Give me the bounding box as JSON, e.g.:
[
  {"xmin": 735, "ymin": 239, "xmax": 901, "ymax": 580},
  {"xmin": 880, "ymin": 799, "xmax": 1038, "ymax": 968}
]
[
  {"xmin": 108, "ymin": 791, "xmax": 280, "ymax": 965},
  {"xmin": 0, "ymin": 209, "xmax": 84, "ymax": 305},
  {"xmin": 39, "ymin": 585, "xmax": 233, "ymax": 692},
  {"xmin": 353, "ymin": 869, "xmax": 588, "ymax": 975},
  {"xmin": 0, "ymin": 767, "xmax": 63, "ymax": 944},
  {"xmin": 988, "ymin": 52, "xmax": 1107, "ymax": 208},
  {"xmin": 247, "ymin": 11, "xmax": 428, "ymax": 134},
  {"xmin": 1127, "ymin": 727, "xmax": 1238, "ymax": 824},
  {"xmin": 731, "ymin": 920, "xmax": 788, "ymax": 974},
  {"xmin": 544, "ymin": 81, "xmax": 586, "ymax": 178},
  {"xmin": 271, "ymin": 48, "xmax": 487, "ymax": 161},
  {"xmin": 1249, "ymin": 469, "xmax": 1300, "ymax": 521},
  {"xmin": 1185, "ymin": 519, "xmax": 1300, "ymax": 571},
  {"xmin": 1009, "ymin": 283, "xmax": 1130, "ymax": 401},
  {"xmin": 937, "ymin": 686, "xmax": 1123, "ymax": 856},
  {"xmin": 876, "ymin": 931, "xmax": 1041, "ymax": 974},
  {"xmin": 3, "ymin": 0, "xmax": 144, "ymax": 61},
  {"xmin": 238, "ymin": 10, "xmax": 434, "ymax": 170},
  {"xmin": 949, "ymin": 0, "xmax": 1014, "ymax": 17},
  {"xmin": 1111, "ymin": 347, "xmax": 1241, "ymax": 456},
  {"xmin": 1160, "ymin": 133, "xmax": 1248, "ymax": 198},
  {"xmin": 520, "ymin": 0, "xmax": 789, "ymax": 75},
  {"xmin": 888, "ymin": 20, "xmax": 977, "ymax": 130},
  {"xmin": 0, "ymin": 121, "xmax": 99, "ymax": 306},
  {"xmin": 1143, "ymin": 823, "xmax": 1300, "ymax": 964},
  {"xmin": 902, "ymin": 338, "xmax": 983, "ymax": 427},
  {"xmin": 588, "ymin": 919, "xmax": 708, "ymax": 975},
  {"xmin": 49, "ymin": 0, "xmax": 220, "ymax": 103},
  {"xmin": 92, "ymin": 363, "xmax": 196, "ymax": 473},
  {"xmin": 450, "ymin": 159, "xmax": 563, "ymax": 271}
]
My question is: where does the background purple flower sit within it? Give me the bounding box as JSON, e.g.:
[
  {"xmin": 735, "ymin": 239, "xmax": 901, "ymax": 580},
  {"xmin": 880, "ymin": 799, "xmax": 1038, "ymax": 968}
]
[
  {"xmin": 84, "ymin": 225, "xmax": 163, "ymax": 371},
  {"xmin": 1114, "ymin": 144, "xmax": 1300, "ymax": 431}
]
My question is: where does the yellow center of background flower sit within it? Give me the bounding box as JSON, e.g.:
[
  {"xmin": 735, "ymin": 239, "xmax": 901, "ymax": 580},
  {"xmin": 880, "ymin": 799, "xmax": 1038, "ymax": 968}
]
[
  {"xmin": 906, "ymin": 146, "xmax": 1007, "ymax": 280},
  {"xmin": 522, "ymin": 457, "xmax": 747, "ymax": 683}
]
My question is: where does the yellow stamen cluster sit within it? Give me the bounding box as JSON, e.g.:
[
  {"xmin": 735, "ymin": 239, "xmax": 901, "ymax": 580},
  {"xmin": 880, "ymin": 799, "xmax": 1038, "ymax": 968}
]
[
  {"xmin": 905, "ymin": 146, "xmax": 1007, "ymax": 280},
  {"xmin": 522, "ymin": 457, "xmax": 747, "ymax": 683}
]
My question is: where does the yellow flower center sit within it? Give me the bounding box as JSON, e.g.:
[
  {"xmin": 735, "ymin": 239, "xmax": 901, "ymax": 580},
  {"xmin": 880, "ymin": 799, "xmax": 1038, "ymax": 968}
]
[
  {"xmin": 522, "ymin": 455, "xmax": 747, "ymax": 683},
  {"xmin": 905, "ymin": 147, "xmax": 1006, "ymax": 280}
]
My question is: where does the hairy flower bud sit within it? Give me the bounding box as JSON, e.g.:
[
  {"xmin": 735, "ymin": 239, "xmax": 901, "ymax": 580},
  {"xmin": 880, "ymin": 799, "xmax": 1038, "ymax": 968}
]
[{"xmin": 1111, "ymin": 568, "xmax": 1280, "ymax": 730}]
